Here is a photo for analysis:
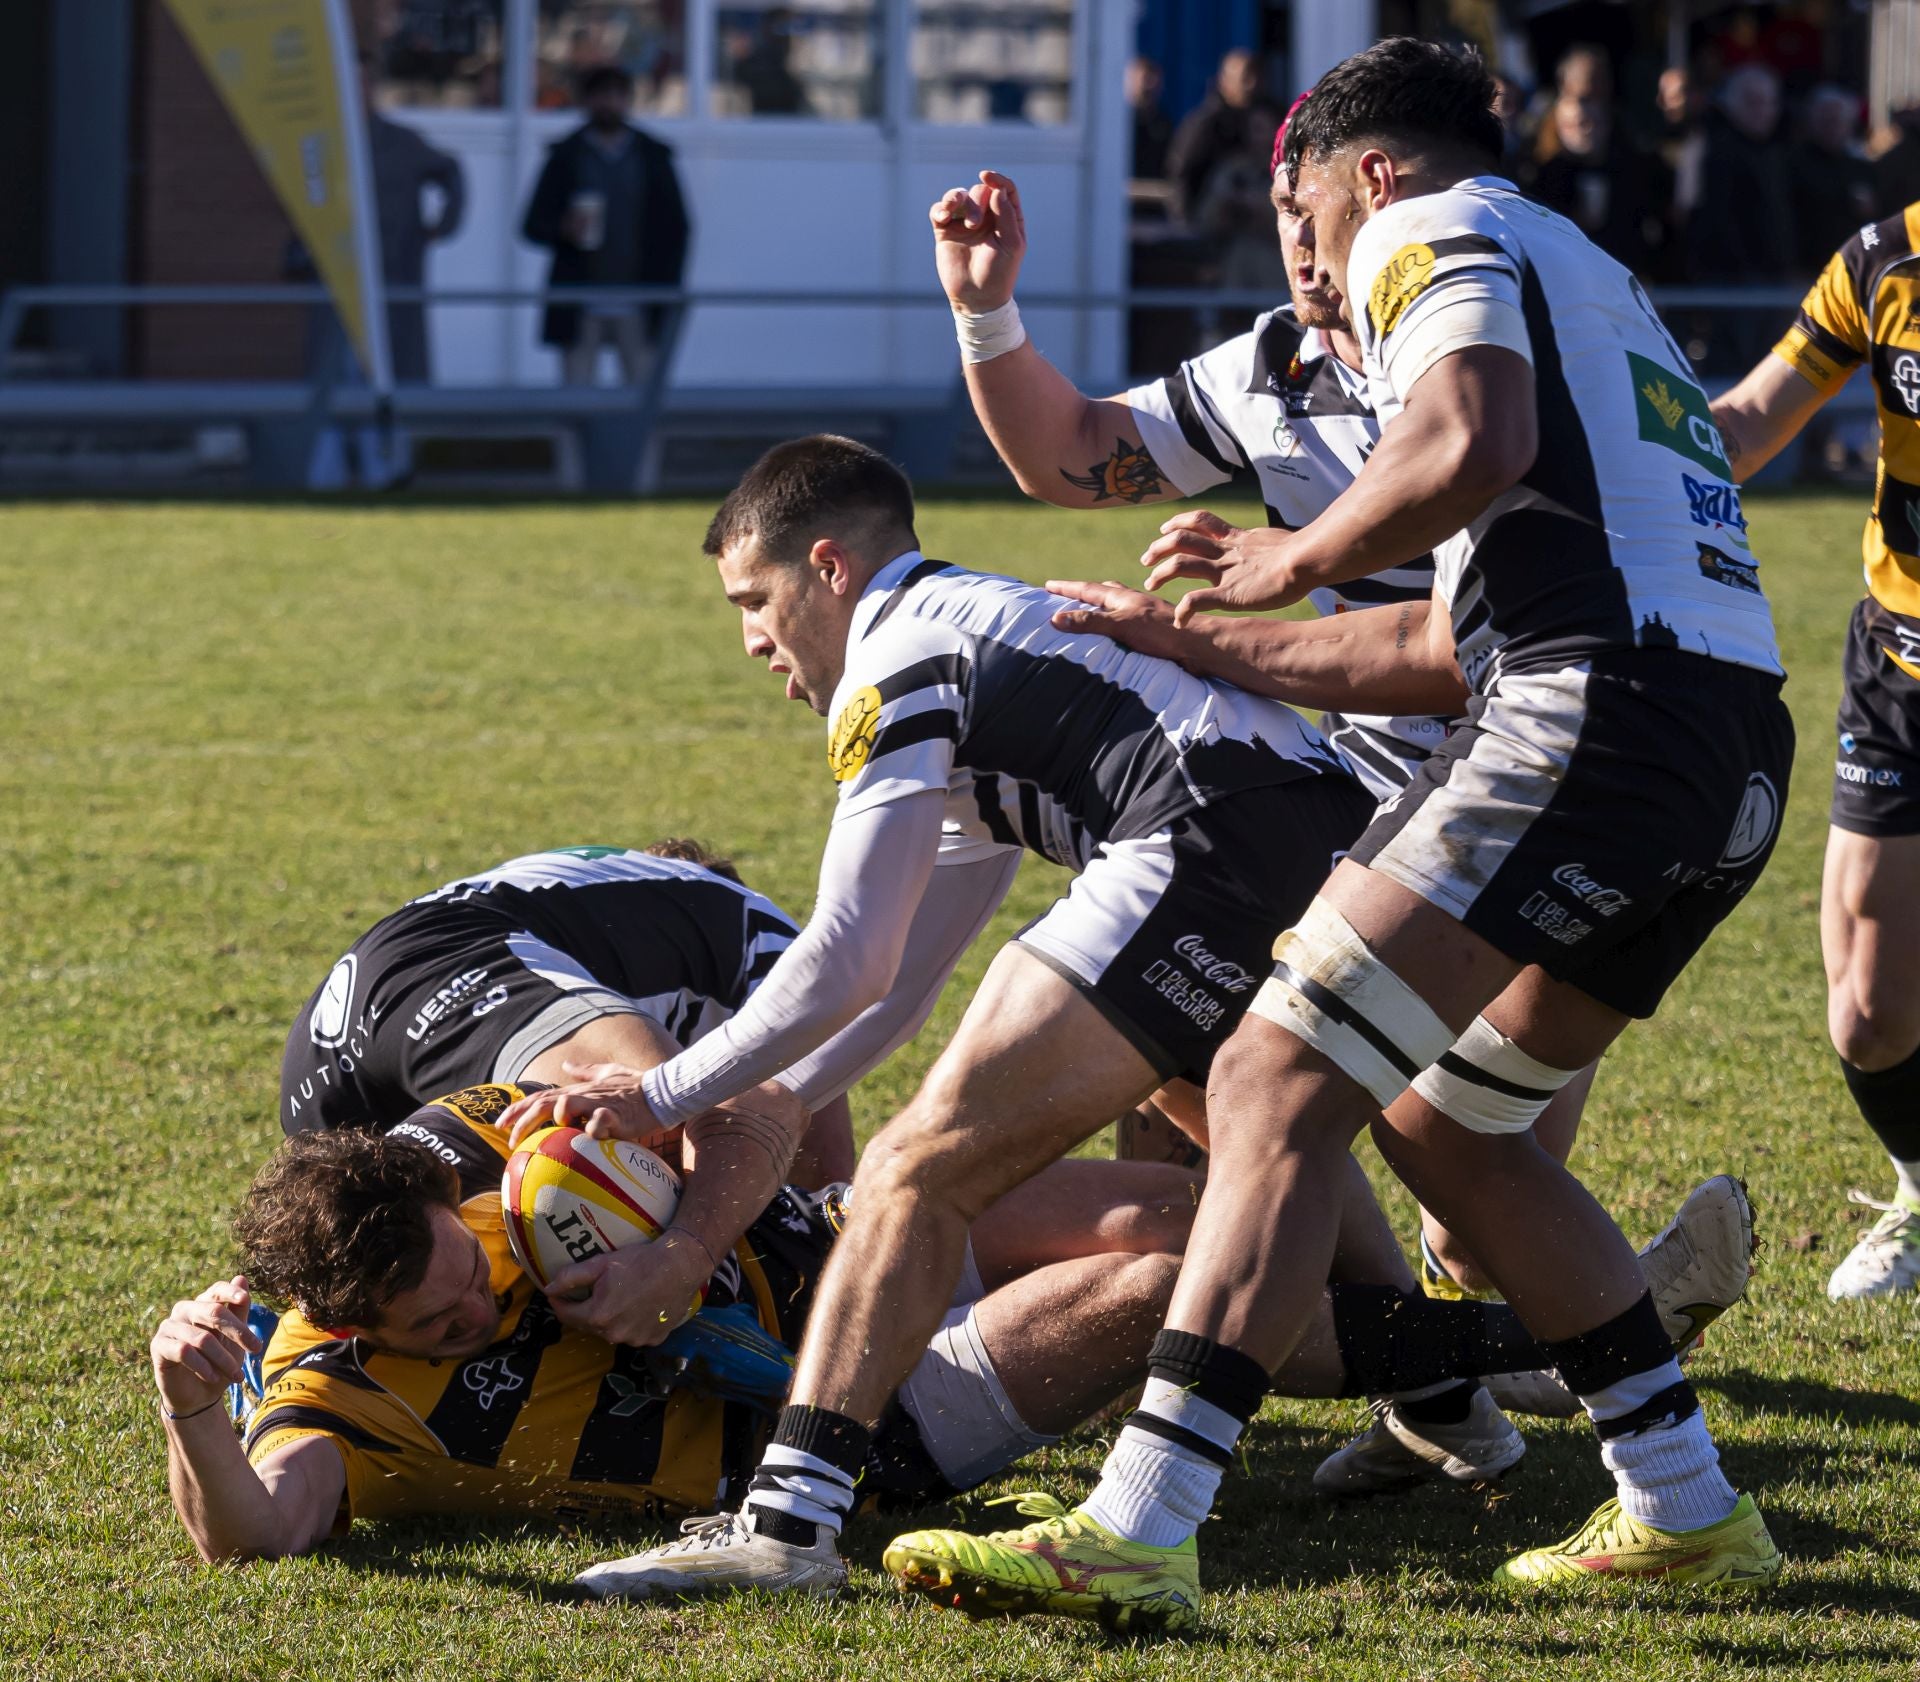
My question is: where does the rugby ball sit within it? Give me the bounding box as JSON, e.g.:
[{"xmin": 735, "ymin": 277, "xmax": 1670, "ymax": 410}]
[{"xmin": 502, "ymin": 1125, "xmax": 683, "ymax": 1289}]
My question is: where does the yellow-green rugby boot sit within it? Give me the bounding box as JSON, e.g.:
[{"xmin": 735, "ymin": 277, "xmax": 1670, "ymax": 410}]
[
  {"xmin": 883, "ymin": 1492, "xmax": 1201, "ymax": 1633},
  {"xmin": 1494, "ymin": 1493, "xmax": 1781, "ymax": 1590}
]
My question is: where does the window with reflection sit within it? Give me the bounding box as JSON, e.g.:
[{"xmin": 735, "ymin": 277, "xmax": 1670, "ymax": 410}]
[
  {"xmin": 914, "ymin": 0, "xmax": 1074, "ymax": 125},
  {"xmin": 371, "ymin": 0, "xmax": 506, "ymax": 108},
  {"xmin": 711, "ymin": 3, "xmax": 883, "ymax": 120},
  {"xmin": 536, "ymin": 1, "xmax": 688, "ymax": 117}
]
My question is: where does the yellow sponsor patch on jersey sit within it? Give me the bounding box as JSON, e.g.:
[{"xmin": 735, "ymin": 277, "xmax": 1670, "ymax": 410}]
[
  {"xmin": 1369, "ymin": 242, "xmax": 1436, "ymax": 336},
  {"xmin": 828, "ymin": 684, "xmax": 883, "ymax": 782}
]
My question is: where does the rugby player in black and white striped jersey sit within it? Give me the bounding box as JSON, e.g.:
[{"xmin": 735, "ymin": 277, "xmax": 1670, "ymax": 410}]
[{"xmin": 925, "ymin": 149, "xmax": 1603, "ymax": 1339}]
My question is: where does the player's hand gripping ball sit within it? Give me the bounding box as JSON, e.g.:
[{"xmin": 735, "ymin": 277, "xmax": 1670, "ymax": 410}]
[{"xmin": 502, "ymin": 1125, "xmax": 685, "ymax": 1291}]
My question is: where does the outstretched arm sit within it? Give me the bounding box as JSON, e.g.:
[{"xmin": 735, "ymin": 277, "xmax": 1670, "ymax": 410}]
[
  {"xmin": 931, "ymin": 170, "xmax": 1185, "ymax": 509},
  {"xmin": 152, "ymin": 1278, "xmax": 345, "ymax": 1561},
  {"xmin": 1710, "ymin": 354, "xmax": 1833, "ymax": 483},
  {"xmin": 1047, "ymin": 578, "xmax": 1468, "ymax": 717}
]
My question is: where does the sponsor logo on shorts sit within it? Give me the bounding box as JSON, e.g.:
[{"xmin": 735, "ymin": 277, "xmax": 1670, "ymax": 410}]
[
  {"xmin": 1630, "ymin": 352, "xmax": 1731, "ymax": 476},
  {"xmin": 406, "ymin": 967, "xmax": 491, "ymax": 1043},
  {"xmin": 310, "ymin": 954, "xmax": 359, "ymax": 1048},
  {"xmin": 1140, "ymin": 957, "xmax": 1230, "ymax": 1031},
  {"xmin": 1719, "ymin": 772, "xmax": 1780, "ymax": 868},
  {"xmin": 1517, "ymin": 891, "xmax": 1593, "ymax": 946},
  {"xmin": 1835, "ymin": 759, "xmax": 1904, "ymax": 788},
  {"xmin": 1550, "ymin": 863, "xmax": 1633, "ymax": 917},
  {"xmin": 1682, "ymin": 473, "xmax": 1749, "ymax": 536},
  {"xmin": 1696, "ymin": 543, "xmax": 1762, "ymax": 594},
  {"xmin": 1171, "ymin": 934, "xmax": 1258, "ymax": 994}
]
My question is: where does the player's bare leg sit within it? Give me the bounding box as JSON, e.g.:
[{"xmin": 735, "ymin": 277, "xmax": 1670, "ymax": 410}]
[
  {"xmin": 1418, "ymin": 1059, "xmax": 1594, "ymax": 1297},
  {"xmin": 1821, "ymin": 827, "xmax": 1920, "ymax": 1297}
]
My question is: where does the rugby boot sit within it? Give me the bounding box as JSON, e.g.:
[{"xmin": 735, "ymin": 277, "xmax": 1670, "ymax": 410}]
[
  {"xmin": 573, "ymin": 1509, "xmax": 846, "ymax": 1602},
  {"xmin": 1482, "ymin": 1366, "xmax": 1581, "ymax": 1419},
  {"xmin": 1493, "ymin": 1492, "xmax": 1781, "ymax": 1590},
  {"xmin": 1639, "ymin": 1174, "xmax": 1756, "ymax": 1352},
  {"xmin": 884, "ymin": 1492, "xmax": 1200, "ymax": 1634},
  {"xmin": 1826, "ymin": 1189, "xmax": 1920, "ymax": 1300},
  {"xmin": 1312, "ymin": 1386, "xmax": 1526, "ymax": 1496}
]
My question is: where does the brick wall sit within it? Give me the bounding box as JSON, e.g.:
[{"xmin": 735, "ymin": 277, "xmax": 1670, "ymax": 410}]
[{"xmin": 132, "ymin": 0, "xmax": 378, "ymax": 378}]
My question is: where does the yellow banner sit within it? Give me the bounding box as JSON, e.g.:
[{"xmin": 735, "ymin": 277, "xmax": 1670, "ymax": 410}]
[{"xmin": 162, "ymin": 0, "xmax": 390, "ymax": 390}]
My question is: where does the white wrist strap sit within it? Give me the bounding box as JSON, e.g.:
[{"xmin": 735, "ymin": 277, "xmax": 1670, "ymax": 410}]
[{"xmin": 954, "ymin": 299, "xmax": 1027, "ymax": 364}]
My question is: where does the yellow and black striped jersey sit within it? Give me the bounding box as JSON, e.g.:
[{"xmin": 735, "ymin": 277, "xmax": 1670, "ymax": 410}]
[
  {"xmin": 1773, "ymin": 202, "xmax": 1920, "ymax": 619},
  {"xmin": 243, "ymin": 1083, "xmax": 836, "ymax": 1528}
]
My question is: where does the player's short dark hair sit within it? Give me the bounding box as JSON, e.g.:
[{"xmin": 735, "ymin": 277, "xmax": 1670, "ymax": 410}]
[
  {"xmin": 703, "ymin": 435, "xmax": 919, "ymax": 566},
  {"xmin": 643, "ymin": 836, "xmax": 742, "ymax": 884},
  {"xmin": 1283, "ymin": 37, "xmax": 1503, "ymax": 185},
  {"xmin": 579, "ymin": 63, "xmax": 633, "ymax": 100},
  {"xmin": 235, "ymin": 1132, "xmax": 459, "ymax": 1329}
]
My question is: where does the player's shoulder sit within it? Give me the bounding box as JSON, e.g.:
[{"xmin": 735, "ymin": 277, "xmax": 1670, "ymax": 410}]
[
  {"xmin": 1835, "ymin": 205, "xmax": 1920, "ymax": 300},
  {"xmin": 385, "ymin": 1085, "xmax": 522, "ymax": 1195}
]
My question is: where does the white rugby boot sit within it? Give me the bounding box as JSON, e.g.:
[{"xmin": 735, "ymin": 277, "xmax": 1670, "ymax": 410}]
[
  {"xmin": 1476, "ymin": 1176, "xmax": 1754, "ymax": 1417},
  {"xmin": 1313, "ymin": 1386, "xmax": 1526, "ymax": 1497},
  {"xmin": 574, "ymin": 1510, "xmax": 847, "ymax": 1602},
  {"xmin": 1638, "ymin": 1174, "xmax": 1757, "ymax": 1350},
  {"xmin": 1827, "ymin": 1190, "xmax": 1920, "ymax": 1300}
]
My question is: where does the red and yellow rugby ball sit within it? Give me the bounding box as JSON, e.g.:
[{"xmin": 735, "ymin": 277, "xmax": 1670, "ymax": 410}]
[{"xmin": 501, "ymin": 1125, "xmax": 684, "ymax": 1289}]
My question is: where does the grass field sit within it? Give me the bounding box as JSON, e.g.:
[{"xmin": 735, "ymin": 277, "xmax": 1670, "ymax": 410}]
[{"xmin": 4, "ymin": 490, "xmax": 1919, "ymax": 1680}]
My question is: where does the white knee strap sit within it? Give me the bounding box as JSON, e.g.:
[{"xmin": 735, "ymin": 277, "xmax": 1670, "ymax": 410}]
[
  {"xmin": 1250, "ymin": 898, "xmax": 1456, "ymax": 1107},
  {"xmin": 1412, "ymin": 1015, "xmax": 1578, "ymax": 1135}
]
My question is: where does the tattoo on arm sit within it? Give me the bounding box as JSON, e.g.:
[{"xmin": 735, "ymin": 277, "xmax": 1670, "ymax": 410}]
[
  {"xmin": 1393, "ymin": 607, "xmax": 1413, "ymax": 652},
  {"xmin": 1060, "ymin": 439, "xmax": 1166, "ymax": 505}
]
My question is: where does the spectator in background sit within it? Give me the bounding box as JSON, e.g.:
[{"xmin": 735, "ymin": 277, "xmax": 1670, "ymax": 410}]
[
  {"xmin": 1790, "ymin": 87, "xmax": 1878, "ymax": 273},
  {"xmin": 522, "ymin": 65, "xmax": 690, "ymax": 386},
  {"xmin": 1875, "ymin": 106, "xmax": 1920, "ymax": 217},
  {"xmin": 1166, "ymin": 49, "xmax": 1282, "ymax": 228},
  {"xmin": 1526, "ymin": 47, "xmax": 1671, "ymax": 279},
  {"xmin": 1655, "ymin": 64, "xmax": 1707, "ymax": 227},
  {"xmin": 1689, "ymin": 64, "xmax": 1793, "ymax": 284},
  {"xmin": 1127, "ymin": 57, "xmax": 1173, "ymax": 182},
  {"xmin": 724, "ymin": 8, "xmax": 807, "ymax": 116},
  {"xmin": 1490, "ymin": 71, "xmax": 1532, "ymax": 173}
]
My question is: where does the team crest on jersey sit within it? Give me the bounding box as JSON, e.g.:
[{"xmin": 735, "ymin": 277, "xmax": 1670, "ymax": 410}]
[
  {"xmin": 828, "ymin": 685, "xmax": 883, "ymax": 782},
  {"xmin": 1368, "ymin": 242, "xmax": 1435, "ymax": 335},
  {"xmin": 1272, "ymin": 418, "xmax": 1301, "ymax": 456},
  {"xmin": 1891, "ymin": 351, "xmax": 1920, "ymax": 415}
]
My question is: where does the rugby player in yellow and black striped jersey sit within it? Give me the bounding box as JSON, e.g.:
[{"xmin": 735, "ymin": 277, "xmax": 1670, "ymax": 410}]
[
  {"xmin": 150, "ymin": 1080, "xmax": 1627, "ymax": 1567},
  {"xmin": 1716, "ymin": 199, "xmax": 1920, "ymax": 1300}
]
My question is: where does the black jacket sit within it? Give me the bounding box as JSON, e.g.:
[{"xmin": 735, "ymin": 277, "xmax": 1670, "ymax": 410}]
[{"xmin": 521, "ymin": 124, "xmax": 690, "ymax": 348}]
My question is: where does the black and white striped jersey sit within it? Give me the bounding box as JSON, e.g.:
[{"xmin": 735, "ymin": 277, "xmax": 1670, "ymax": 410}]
[
  {"xmin": 395, "ymin": 847, "xmax": 796, "ymax": 1048},
  {"xmin": 825, "ymin": 552, "xmax": 1348, "ymax": 869},
  {"xmin": 1126, "ymin": 310, "xmax": 1447, "ymax": 800},
  {"xmin": 1348, "ymin": 177, "xmax": 1784, "ymax": 693}
]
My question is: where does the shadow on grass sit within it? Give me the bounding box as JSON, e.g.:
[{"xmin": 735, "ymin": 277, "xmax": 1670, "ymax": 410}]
[
  {"xmin": 324, "ymin": 1513, "xmax": 652, "ymax": 1601},
  {"xmin": 1700, "ymin": 1366, "xmax": 1920, "ymax": 1431}
]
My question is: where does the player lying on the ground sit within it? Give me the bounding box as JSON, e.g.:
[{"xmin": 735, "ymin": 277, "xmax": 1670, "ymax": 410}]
[
  {"xmin": 928, "ymin": 137, "xmax": 1598, "ymax": 1308},
  {"xmin": 885, "ymin": 39, "xmax": 1793, "ymax": 1627},
  {"xmin": 148, "ymin": 1088, "xmax": 1748, "ymax": 1564},
  {"xmin": 1712, "ymin": 198, "xmax": 1920, "ymax": 1300}
]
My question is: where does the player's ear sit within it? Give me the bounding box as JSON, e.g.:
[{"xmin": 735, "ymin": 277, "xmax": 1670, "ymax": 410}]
[
  {"xmin": 808, "ymin": 538, "xmax": 851, "ymax": 593},
  {"xmin": 1355, "ymin": 146, "xmax": 1394, "ymax": 211}
]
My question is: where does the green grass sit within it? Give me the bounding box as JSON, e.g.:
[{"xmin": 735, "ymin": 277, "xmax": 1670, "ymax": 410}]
[{"xmin": 3, "ymin": 491, "xmax": 1918, "ymax": 1679}]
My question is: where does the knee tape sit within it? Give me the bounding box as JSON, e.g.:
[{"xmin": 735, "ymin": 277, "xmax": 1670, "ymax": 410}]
[
  {"xmin": 1250, "ymin": 898, "xmax": 1456, "ymax": 1107},
  {"xmin": 1412, "ymin": 1015, "xmax": 1578, "ymax": 1135}
]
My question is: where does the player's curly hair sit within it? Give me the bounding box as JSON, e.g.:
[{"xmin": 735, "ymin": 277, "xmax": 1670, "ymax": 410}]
[
  {"xmin": 235, "ymin": 1132, "xmax": 460, "ymax": 1330},
  {"xmin": 703, "ymin": 434, "xmax": 918, "ymax": 566},
  {"xmin": 643, "ymin": 836, "xmax": 743, "ymax": 884},
  {"xmin": 1282, "ymin": 37, "xmax": 1502, "ymax": 188}
]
